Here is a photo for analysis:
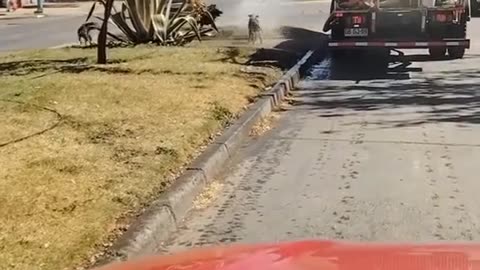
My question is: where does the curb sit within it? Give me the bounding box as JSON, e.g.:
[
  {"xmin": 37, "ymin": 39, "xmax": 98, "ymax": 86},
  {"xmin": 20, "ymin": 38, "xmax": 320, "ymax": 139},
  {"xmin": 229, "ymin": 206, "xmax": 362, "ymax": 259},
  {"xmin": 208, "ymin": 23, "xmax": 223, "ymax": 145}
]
[
  {"xmin": 22, "ymin": 3, "xmax": 80, "ymax": 8},
  {"xmin": 95, "ymin": 49, "xmax": 319, "ymax": 266},
  {"xmin": 49, "ymin": 43, "xmax": 76, "ymax": 49},
  {"xmin": 0, "ymin": 13, "xmax": 46, "ymax": 20}
]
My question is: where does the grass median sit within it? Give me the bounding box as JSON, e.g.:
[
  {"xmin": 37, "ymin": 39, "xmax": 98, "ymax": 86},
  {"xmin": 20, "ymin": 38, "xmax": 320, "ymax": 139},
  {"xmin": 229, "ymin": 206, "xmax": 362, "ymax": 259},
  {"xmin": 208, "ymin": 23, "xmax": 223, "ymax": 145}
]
[{"xmin": 0, "ymin": 45, "xmax": 281, "ymax": 270}]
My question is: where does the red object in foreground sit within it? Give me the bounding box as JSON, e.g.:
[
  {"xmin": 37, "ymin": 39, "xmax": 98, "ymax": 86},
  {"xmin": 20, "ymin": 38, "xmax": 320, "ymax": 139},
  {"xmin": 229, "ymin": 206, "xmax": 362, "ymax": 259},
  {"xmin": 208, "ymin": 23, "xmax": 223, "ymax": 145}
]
[{"xmin": 94, "ymin": 240, "xmax": 480, "ymax": 270}]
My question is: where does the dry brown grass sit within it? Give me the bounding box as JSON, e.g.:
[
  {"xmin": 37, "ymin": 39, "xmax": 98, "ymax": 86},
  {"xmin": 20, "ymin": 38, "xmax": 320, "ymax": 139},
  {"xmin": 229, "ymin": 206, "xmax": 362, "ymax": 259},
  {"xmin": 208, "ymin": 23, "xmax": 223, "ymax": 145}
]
[
  {"xmin": 192, "ymin": 181, "xmax": 224, "ymax": 210},
  {"xmin": 0, "ymin": 45, "xmax": 281, "ymax": 270},
  {"xmin": 249, "ymin": 113, "xmax": 281, "ymax": 137}
]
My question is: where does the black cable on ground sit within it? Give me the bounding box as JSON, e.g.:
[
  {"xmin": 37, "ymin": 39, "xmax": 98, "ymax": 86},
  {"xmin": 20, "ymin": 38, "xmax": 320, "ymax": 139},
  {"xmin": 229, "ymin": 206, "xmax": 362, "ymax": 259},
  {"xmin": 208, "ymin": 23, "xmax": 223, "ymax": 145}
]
[{"xmin": 0, "ymin": 99, "xmax": 63, "ymax": 148}]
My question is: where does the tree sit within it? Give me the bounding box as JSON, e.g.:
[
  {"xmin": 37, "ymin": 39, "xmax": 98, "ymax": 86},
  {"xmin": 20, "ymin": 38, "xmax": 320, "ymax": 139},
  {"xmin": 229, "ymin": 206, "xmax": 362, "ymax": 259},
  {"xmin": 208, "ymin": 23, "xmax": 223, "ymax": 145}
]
[{"xmin": 97, "ymin": 0, "xmax": 114, "ymax": 64}]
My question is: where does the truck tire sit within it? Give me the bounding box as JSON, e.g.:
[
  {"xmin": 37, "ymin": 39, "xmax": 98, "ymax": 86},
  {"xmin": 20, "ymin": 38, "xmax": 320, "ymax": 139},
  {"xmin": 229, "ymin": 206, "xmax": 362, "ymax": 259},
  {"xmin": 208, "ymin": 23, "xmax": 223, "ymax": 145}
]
[
  {"xmin": 447, "ymin": 14, "xmax": 466, "ymax": 59},
  {"xmin": 429, "ymin": 47, "xmax": 446, "ymax": 58},
  {"xmin": 448, "ymin": 47, "xmax": 465, "ymax": 59}
]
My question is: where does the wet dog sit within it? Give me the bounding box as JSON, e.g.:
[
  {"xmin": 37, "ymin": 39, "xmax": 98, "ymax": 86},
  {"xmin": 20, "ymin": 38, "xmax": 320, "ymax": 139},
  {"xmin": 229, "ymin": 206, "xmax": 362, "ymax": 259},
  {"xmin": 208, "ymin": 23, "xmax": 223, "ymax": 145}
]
[
  {"xmin": 77, "ymin": 22, "xmax": 99, "ymax": 46},
  {"xmin": 248, "ymin": 14, "xmax": 262, "ymax": 44}
]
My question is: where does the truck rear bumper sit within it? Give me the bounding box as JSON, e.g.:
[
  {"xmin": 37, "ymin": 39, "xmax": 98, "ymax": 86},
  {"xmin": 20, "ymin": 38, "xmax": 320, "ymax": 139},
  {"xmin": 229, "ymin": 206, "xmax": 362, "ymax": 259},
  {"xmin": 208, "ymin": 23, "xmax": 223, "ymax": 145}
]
[{"xmin": 328, "ymin": 40, "xmax": 470, "ymax": 49}]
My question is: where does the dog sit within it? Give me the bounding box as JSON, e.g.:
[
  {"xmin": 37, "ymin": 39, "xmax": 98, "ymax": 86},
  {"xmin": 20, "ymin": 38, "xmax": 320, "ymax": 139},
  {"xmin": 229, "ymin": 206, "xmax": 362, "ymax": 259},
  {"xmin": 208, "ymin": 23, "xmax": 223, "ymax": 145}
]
[
  {"xmin": 248, "ymin": 14, "xmax": 263, "ymax": 44},
  {"xmin": 198, "ymin": 4, "xmax": 223, "ymax": 29},
  {"xmin": 77, "ymin": 22, "xmax": 100, "ymax": 46}
]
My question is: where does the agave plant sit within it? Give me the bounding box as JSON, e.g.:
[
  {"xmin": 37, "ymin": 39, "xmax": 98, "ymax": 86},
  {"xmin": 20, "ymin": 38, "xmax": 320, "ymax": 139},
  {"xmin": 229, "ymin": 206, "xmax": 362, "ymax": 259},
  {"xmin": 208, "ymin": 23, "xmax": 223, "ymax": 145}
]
[
  {"xmin": 86, "ymin": 0, "xmax": 218, "ymax": 45},
  {"xmin": 151, "ymin": 0, "xmax": 201, "ymax": 45}
]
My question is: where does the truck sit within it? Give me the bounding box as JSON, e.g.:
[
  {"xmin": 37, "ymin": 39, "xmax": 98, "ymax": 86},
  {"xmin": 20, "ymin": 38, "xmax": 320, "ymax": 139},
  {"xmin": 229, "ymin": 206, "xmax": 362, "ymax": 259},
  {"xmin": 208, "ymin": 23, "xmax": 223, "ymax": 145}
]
[
  {"xmin": 323, "ymin": 0, "xmax": 471, "ymax": 59},
  {"xmin": 472, "ymin": 0, "xmax": 480, "ymax": 15}
]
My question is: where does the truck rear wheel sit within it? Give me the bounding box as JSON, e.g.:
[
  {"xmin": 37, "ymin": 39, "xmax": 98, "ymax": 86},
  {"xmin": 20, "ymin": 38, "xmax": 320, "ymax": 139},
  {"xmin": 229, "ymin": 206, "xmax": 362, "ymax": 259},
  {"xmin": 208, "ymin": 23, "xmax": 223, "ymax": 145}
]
[
  {"xmin": 429, "ymin": 47, "xmax": 446, "ymax": 59},
  {"xmin": 447, "ymin": 47, "xmax": 465, "ymax": 59}
]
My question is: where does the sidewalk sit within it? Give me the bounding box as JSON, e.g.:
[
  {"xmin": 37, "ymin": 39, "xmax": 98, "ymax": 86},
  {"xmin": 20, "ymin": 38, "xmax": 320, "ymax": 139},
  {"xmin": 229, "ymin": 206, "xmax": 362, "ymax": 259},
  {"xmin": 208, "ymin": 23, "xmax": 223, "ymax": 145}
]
[{"xmin": 0, "ymin": 1, "xmax": 93, "ymax": 20}]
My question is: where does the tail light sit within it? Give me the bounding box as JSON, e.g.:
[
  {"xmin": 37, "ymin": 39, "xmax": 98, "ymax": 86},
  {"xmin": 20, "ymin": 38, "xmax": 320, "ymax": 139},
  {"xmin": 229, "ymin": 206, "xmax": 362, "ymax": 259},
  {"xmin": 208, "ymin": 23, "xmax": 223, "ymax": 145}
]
[
  {"xmin": 345, "ymin": 14, "xmax": 367, "ymax": 27},
  {"xmin": 352, "ymin": 15, "xmax": 365, "ymax": 24}
]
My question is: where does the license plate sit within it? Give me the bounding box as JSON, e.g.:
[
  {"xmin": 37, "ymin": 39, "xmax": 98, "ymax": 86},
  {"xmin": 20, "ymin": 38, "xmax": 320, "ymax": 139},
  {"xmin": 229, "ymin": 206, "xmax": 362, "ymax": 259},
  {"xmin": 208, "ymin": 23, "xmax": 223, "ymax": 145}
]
[{"xmin": 344, "ymin": 28, "xmax": 368, "ymax": 37}]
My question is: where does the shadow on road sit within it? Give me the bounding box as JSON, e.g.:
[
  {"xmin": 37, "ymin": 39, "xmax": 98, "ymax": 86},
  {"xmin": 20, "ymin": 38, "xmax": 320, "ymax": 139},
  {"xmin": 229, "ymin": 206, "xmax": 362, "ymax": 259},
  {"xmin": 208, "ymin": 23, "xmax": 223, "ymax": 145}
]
[
  {"xmin": 328, "ymin": 59, "xmax": 418, "ymax": 81},
  {"xmin": 245, "ymin": 26, "xmax": 328, "ymax": 70},
  {"xmin": 309, "ymin": 50, "xmax": 474, "ymax": 82},
  {"xmin": 293, "ymin": 66, "xmax": 480, "ymax": 126},
  {"xmin": 309, "ymin": 51, "xmax": 428, "ymax": 81}
]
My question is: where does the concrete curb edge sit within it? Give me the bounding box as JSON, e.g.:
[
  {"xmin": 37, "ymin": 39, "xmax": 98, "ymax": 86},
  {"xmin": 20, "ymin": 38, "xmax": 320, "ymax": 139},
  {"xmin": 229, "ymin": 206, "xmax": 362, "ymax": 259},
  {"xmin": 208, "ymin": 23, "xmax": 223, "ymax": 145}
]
[
  {"xmin": 49, "ymin": 43, "xmax": 77, "ymax": 49},
  {"xmin": 96, "ymin": 49, "xmax": 318, "ymax": 266}
]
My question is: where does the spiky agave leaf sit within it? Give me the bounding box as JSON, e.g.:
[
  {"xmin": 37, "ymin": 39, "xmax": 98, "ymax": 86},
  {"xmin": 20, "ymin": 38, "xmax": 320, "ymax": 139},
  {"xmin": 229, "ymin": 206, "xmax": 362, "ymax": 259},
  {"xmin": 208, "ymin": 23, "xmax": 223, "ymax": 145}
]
[
  {"xmin": 159, "ymin": 0, "xmax": 171, "ymax": 17},
  {"xmin": 85, "ymin": 1, "xmax": 97, "ymax": 22},
  {"xmin": 84, "ymin": 0, "xmax": 139, "ymax": 43},
  {"xmin": 152, "ymin": 13, "xmax": 168, "ymax": 44},
  {"xmin": 111, "ymin": 12, "xmax": 139, "ymax": 42},
  {"xmin": 177, "ymin": 27, "xmax": 212, "ymax": 45},
  {"xmin": 124, "ymin": 0, "xmax": 149, "ymax": 40},
  {"xmin": 86, "ymin": 0, "xmax": 121, "ymax": 22},
  {"xmin": 84, "ymin": 0, "xmax": 206, "ymax": 45},
  {"xmin": 152, "ymin": 0, "xmax": 174, "ymax": 45},
  {"xmin": 177, "ymin": 15, "xmax": 202, "ymax": 41},
  {"xmin": 106, "ymin": 31, "xmax": 129, "ymax": 42},
  {"xmin": 164, "ymin": 0, "xmax": 173, "ymax": 25},
  {"xmin": 80, "ymin": 20, "xmax": 129, "ymax": 42},
  {"xmin": 155, "ymin": 0, "xmax": 167, "ymax": 15},
  {"xmin": 167, "ymin": 17, "xmax": 189, "ymax": 37},
  {"xmin": 170, "ymin": 0, "xmax": 188, "ymax": 22},
  {"xmin": 156, "ymin": 0, "xmax": 203, "ymax": 45}
]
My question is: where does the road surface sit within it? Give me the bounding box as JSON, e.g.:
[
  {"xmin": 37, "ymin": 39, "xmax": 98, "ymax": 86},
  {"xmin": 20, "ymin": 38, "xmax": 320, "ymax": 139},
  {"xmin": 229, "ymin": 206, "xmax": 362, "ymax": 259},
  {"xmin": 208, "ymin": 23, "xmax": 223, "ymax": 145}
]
[
  {"xmin": 0, "ymin": 0, "xmax": 330, "ymax": 51},
  {"xmin": 0, "ymin": 15, "xmax": 86, "ymax": 52},
  {"xmin": 162, "ymin": 8, "xmax": 480, "ymax": 252}
]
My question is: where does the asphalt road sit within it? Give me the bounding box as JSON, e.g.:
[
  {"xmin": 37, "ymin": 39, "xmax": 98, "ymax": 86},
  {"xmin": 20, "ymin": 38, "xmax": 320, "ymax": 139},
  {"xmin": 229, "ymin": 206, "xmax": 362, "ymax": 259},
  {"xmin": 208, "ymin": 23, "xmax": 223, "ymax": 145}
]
[
  {"xmin": 162, "ymin": 9, "xmax": 480, "ymax": 253},
  {"xmin": 0, "ymin": 15, "xmax": 86, "ymax": 52},
  {"xmin": 0, "ymin": 0, "xmax": 330, "ymax": 51}
]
